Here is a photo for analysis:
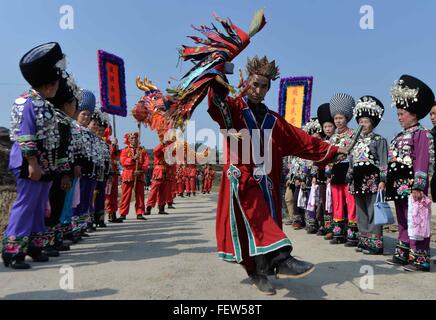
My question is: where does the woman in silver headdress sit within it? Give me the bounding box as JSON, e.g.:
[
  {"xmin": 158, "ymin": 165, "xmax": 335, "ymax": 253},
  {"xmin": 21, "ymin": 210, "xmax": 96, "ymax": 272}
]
[{"xmin": 348, "ymin": 96, "xmax": 388, "ymax": 255}]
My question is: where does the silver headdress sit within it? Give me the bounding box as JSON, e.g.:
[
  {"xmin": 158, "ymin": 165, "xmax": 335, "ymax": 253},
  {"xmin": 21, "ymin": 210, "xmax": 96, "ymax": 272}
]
[
  {"xmin": 390, "ymin": 79, "xmax": 419, "ymax": 108},
  {"xmin": 353, "ymin": 96, "xmax": 384, "ymax": 119},
  {"xmin": 303, "ymin": 118, "xmax": 322, "ymax": 135}
]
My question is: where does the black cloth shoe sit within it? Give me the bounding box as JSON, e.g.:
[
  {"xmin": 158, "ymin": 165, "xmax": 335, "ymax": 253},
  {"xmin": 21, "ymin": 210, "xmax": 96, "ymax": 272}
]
[
  {"xmin": 136, "ymin": 215, "xmax": 147, "ymax": 220},
  {"xmin": 167, "ymin": 204, "xmax": 175, "ymax": 209},
  {"xmin": 119, "ymin": 215, "xmax": 127, "ymax": 220},
  {"xmin": 98, "ymin": 220, "xmax": 107, "ymax": 228},
  {"xmin": 145, "ymin": 206, "xmax": 152, "ymax": 215},
  {"xmin": 330, "ymin": 238, "xmax": 346, "ymax": 245},
  {"xmin": 249, "ymin": 274, "xmax": 276, "ymax": 295},
  {"xmin": 403, "ymin": 263, "xmax": 430, "ymax": 272},
  {"xmin": 275, "ymin": 256, "xmax": 315, "ymax": 279},
  {"xmin": 55, "ymin": 243, "xmax": 70, "ymax": 251},
  {"xmin": 10, "ymin": 259, "xmax": 31, "ymax": 269},
  {"xmin": 27, "ymin": 249, "xmax": 49, "ymax": 262},
  {"xmin": 108, "ymin": 213, "xmax": 124, "ymax": 223},
  {"xmin": 43, "ymin": 247, "xmax": 60, "ymax": 257},
  {"xmin": 363, "ymin": 248, "xmax": 383, "ymax": 255},
  {"xmin": 344, "ymin": 241, "xmax": 358, "ymax": 247},
  {"xmin": 2, "ymin": 252, "xmax": 30, "ymax": 269},
  {"xmin": 158, "ymin": 206, "xmax": 169, "ymax": 215},
  {"xmin": 386, "ymin": 256, "xmax": 408, "ymax": 266},
  {"xmin": 306, "ymin": 226, "xmax": 318, "ymax": 234}
]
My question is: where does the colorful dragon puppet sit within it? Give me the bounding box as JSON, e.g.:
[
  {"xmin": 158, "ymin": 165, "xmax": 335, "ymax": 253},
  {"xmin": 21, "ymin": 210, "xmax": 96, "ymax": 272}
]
[{"xmin": 131, "ymin": 9, "xmax": 267, "ymax": 134}]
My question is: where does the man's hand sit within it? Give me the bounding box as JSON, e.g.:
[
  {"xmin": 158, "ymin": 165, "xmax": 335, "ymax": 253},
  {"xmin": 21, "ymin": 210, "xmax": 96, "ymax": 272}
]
[
  {"xmin": 378, "ymin": 182, "xmax": 385, "ymax": 192},
  {"xmin": 334, "ymin": 154, "xmax": 347, "ymax": 163},
  {"xmin": 337, "ymin": 147, "xmax": 349, "ymax": 155},
  {"xmin": 236, "ymin": 80, "xmax": 252, "ymax": 99},
  {"xmin": 412, "ymin": 190, "xmax": 424, "ymax": 201}
]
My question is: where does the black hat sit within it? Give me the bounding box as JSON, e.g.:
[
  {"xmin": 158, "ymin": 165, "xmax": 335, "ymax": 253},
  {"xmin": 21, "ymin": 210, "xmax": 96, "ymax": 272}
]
[
  {"xmin": 91, "ymin": 109, "xmax": 110, "ymax": 128},
  {"xmin": 390, "ymin": 74, "xmax": 435, "ymax": 120},
  {"xmin": 317, "ymin": 103, "xmax": 334, "ymax": 125},
  {"xmin": 47, "ymin": 73, "xmax": 79, "ymax": 108},
  {"xmin": 353, "ymin": 95, "xmax": 384, "ymax": 128},
  {"xmin": 19, "ymin": 42, "xmax": 64, "ymax": 87}
]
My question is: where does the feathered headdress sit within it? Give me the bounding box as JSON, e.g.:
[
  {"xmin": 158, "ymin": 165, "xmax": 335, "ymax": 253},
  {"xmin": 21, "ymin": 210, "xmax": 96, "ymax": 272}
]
[{"xmin": 246, "ymin": 56, "xmax": 280, "ymax": 81}]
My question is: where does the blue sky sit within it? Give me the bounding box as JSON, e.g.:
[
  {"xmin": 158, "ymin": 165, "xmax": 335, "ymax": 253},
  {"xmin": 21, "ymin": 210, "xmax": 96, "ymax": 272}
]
[{"xmin": 1, "ymin": 0, "xmax": 436, "ymax": 148}]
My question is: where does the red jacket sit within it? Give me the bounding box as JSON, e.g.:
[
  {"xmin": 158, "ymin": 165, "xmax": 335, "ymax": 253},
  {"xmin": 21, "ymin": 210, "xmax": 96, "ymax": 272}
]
[
  {"xmin": 186, "ymin": 164, "xmax": 197, "ymax": 178},
  {"xmin": 205, "ymin": 168, "xmax": 215, "ymax": 180},
  {"xmin": 110, "ymin": 144, "xmax": 121, "ymax": 175},
  {"xmin": 151, "ymin": 143, "xmax": 168, "ymax": 180},
  {"xmin": 120, "ymin": 146, "xmax": 149, "ymax": 182}
]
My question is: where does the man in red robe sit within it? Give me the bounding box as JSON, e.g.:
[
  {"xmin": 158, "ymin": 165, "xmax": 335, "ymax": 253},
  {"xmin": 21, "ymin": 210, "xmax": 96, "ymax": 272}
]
[
  {"xmin": 105, "ymin": 137, "xmax": 123, "ymax": 223},
  {"xmin": 187, "ymin": 164, "xmax": 197, "ymax": 196},
  {"xmin": 184, "ymin": 164, "xmax": 192, "ymax": 196},
  {"xmin": 165, "ymin": 163, "xmax": 177, "ymax": 209},
  {"xmin": 176, "ymin": 164, "xmax": 185, "ymax": 197},
  {"xmin": 146, "ymin": 138, "xmax": 172, "ymax": 215},
  {"xmin": 203, "ymin": 164, "xmax": 215, "ymax": 194},
  {"xmin": 208, "ymin": 56, "xmax": 346, "ymax": 295},
  {"xmin": 119, "ymin": 132, "xmax": 149, "ymax": 220}
]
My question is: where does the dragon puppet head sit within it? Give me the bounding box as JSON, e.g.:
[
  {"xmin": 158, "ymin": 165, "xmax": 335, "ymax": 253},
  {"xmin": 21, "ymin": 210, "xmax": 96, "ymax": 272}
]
[
  {"xmin": 131, "ymin": 76, "xmax": 178, "ymax": 139},
  {"xmin": 132, "ymin": 10, "xmax": 266, "ymax": 133}
]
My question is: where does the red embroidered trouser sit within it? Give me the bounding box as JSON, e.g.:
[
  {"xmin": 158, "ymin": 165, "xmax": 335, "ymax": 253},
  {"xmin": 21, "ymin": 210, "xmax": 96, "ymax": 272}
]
[
  {"xmin": 171, "ymin": 181, "xmax": 177, "ymax": 198},
  {"xmin": 146, "ymin": 179, "xmax": 166, "ymax": 207},
  {"xmin": 203, "ymin": 179, "xmax": 212, "ymax": 192},
  {"xmin": 185, "ymin": 179, "xmax": 191, "ymax": 193},
  {"xmin": 165, "ymin": 181, "xmax": 175, "ymax": 203},
  {"xmin": 105, "ymin": 175, "xmax": 119, "ymax": 214},
  {"xmin": 331, "ymin": 183, "xmax": 356, "ymax": 223},
  {"xmin": 177, "ymin": 182, "xmax": 184, "ymax": 194},
  {"xmin": 189, "ymin": 177, "xmax": 196, "ymax": 193},
  {"xmin": 119, "ymin": 180, "xmax": 145, "ymax": 216}
]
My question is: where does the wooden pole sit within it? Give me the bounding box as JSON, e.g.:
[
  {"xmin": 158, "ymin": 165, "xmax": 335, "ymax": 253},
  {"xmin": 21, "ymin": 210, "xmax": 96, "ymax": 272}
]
[
  {"xmin": 112, "ymin": 114, "xmax": 117, "ymax": 138},
  {"xmin": 133, "ymin": 122, "xmax": 141, "ymax": 192}
]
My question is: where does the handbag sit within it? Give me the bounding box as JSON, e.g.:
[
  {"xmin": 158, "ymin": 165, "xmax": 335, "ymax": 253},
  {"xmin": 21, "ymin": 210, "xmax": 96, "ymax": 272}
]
[
  {"xmin": 374, "ymin": 191, "xmax": 395, "ymax": 225},
  {"xmin": 297, "ymin": 187, "xmax": 307, "ymax": 209}
]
